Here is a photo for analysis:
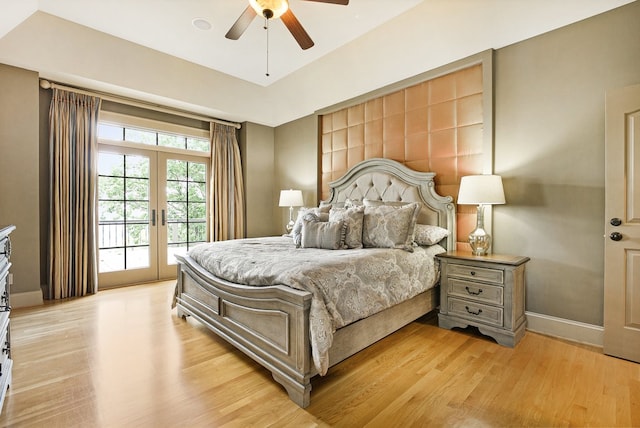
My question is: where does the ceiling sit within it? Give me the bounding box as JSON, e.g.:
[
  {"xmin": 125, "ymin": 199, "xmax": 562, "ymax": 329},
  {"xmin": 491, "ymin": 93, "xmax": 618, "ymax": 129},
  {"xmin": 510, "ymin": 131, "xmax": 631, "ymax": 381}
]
[{"xmin": 0, "ymin": 0, "xmax": 635, "ymax": 126}]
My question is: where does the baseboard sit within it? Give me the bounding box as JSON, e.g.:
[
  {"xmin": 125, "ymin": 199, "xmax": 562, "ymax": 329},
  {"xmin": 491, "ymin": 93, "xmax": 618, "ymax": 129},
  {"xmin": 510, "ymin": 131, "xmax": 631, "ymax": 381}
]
[
  {"xmin": 11, "ymin": 290, "xmax": 44, "ymax": 308},
  {"xmin": 525, "ymin": 311, "xmax": 604, "ymax": 348}
]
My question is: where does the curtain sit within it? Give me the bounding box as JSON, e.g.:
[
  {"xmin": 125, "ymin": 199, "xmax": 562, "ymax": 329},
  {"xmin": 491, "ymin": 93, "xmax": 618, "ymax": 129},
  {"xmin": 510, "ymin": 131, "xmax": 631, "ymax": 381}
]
[
  {"xmin": 210, "ymin": 122, "xmax": 245, "ymax": 241},
  {"xmin": 48, "ymin": 89, "xmax": 102, "ymax": 299}
]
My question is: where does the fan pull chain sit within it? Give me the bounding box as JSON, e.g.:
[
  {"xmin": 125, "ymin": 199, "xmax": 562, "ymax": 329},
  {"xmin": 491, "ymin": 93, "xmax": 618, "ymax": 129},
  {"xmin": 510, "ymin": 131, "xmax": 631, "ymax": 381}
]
[{"xmin": 264, "ymin": 17, "xmax": 270, "ymax": 77}]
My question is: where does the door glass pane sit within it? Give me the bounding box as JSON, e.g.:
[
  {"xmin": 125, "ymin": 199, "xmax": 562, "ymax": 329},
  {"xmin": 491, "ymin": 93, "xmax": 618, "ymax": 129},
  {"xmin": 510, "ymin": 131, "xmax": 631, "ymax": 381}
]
[
  {"xmin": 98, "ymin": 153, "xmax": 151, "ymax": 272},
  {"xmin": 165, "ymin": 159, "xmax": 207, "ymax": 264}
]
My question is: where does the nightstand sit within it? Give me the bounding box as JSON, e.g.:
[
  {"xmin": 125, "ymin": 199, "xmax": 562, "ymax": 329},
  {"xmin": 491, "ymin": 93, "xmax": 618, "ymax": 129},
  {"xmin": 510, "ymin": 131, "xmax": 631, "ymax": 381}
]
[{"xmin": 436, "ymin": 251, "xmax": 529, "ymax": 347}]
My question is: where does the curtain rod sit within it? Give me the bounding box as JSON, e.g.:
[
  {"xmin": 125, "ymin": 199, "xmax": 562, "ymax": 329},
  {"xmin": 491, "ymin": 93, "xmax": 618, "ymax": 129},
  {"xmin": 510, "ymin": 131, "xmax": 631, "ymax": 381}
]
[{"xmin": 39, "ymin": 79, "xmax": 242, "ymax": 129}]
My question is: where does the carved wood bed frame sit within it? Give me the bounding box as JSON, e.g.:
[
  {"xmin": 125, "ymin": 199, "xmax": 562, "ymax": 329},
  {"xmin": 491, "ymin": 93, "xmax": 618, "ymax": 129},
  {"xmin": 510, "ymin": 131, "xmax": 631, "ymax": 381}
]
[{"xmin": 174, "ymin": 158, "xmax": 456, "ymax": 407}]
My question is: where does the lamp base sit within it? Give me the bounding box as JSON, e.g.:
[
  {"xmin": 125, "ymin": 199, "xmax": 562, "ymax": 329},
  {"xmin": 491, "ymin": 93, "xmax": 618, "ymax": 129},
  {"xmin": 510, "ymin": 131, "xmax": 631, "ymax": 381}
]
[
  {"xmin": 468, "ymin": 204, "xmax": 491, "ymax": 256},
  {"xmin": 469, "ymin": 228, "xmax": 491, "ymax": 256},
  {"xmin": 285, "ymin": 219, "xmax": 295, "ymax": 234}
]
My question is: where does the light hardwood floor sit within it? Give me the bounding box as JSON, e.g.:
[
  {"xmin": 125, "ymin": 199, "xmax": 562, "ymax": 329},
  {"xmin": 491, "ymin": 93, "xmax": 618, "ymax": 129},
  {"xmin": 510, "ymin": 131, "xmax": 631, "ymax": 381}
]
[{"xmin": 0, "ymin": 281, "xmax": 638, "ymax": 427}]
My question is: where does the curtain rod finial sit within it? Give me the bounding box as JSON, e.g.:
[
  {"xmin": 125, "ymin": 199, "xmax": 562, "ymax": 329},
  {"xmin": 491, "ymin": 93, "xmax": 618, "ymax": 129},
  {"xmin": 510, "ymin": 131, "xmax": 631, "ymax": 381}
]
[{"xmin": 39, "ymin": 79, "xmax": 51, "ymax": 89}]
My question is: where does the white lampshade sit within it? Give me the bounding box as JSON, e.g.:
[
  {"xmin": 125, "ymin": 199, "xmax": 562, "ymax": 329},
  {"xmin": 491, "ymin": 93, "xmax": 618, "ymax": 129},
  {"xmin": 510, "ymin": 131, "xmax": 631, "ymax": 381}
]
[
  {"xmin": 458, "ymin": 175, "xmax": 506, "ymax": 205},
  {"xmin": 279, "ymin": 189, "xmax": 303, "ymax": 207}
]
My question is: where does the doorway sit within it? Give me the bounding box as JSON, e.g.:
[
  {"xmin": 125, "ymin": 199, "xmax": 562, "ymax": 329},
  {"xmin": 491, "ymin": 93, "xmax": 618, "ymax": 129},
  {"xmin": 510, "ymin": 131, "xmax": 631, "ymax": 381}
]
[
  {"xmin": 97, "ymin": 145, "xmax": 208, "ymax": 288},
  {"xmin": 603, "ymin": 83, "xmax": 640, "ymax": 363}
]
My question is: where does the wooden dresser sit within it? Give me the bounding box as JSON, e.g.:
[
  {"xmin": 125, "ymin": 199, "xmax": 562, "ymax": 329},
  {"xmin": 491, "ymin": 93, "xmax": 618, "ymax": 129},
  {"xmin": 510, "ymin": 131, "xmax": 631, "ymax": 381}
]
[
  {"xmin": 0, "ymin": 225, "xmax": 15, "ymax": 413},
  {"xmin": 436, "ymin": 251, "xmax": 529, "ymax": 347}
]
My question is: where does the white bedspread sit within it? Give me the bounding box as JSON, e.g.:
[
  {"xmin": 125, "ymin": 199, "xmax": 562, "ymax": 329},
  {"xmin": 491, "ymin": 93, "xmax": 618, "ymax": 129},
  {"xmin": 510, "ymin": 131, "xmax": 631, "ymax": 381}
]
[{"xmin": 188, "ymin": 236, "xmax": 444, "ymax": 375}]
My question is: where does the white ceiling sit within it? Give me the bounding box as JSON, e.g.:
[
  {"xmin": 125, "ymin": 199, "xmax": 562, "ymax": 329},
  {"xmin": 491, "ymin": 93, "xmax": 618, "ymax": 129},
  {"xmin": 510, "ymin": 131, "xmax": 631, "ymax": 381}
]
[{"xmin": 0, "ymin": 0, "xmax": 635, "ymax": 126}]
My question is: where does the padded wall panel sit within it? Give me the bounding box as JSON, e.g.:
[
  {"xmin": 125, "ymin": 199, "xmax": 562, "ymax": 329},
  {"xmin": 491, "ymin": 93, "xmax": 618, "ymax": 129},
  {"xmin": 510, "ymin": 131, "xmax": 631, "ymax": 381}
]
[{"xmin": 320, "ymin": 64, "xmax": 485, "ymax": 250}]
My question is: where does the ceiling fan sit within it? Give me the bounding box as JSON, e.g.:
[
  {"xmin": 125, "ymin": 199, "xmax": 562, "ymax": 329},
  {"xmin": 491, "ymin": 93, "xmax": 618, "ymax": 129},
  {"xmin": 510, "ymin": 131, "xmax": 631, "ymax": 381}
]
[{"xmin": 225, "ymin": 0, "xmax": 350, "ymax": 50}]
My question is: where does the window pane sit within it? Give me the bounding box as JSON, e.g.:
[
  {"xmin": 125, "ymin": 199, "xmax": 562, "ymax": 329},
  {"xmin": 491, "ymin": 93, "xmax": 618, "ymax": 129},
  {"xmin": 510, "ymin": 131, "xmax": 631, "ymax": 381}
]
[
  {"xmin": 98, "ymin": 124, "xmax": 124, "ymax": 141},
  {"xmin": 99, "ymin": 177, "xmax": 124, "ymax": 200},
  {"xmin": 99, "ymin": 201, "xmax": 125, "ymax": 222},
  {"xmin": 99, "ymin": 248, "xmax": 125, "ymax": 272},
  {"xmin": 188, "ymin": 162, "xmax": 206, "ymax": 182},
  {"xmin": 98, "ymin": 153, "xmax": 124, "ymax": 175},
  {"xmin": 167, "ymin": 202, "xmax": 187, "ymax": 221},
  {"xmin": 99, "ymin": 223, "xmax": 124, "ymax": 248},
  {"xmin": 167, "ymin": 244, "xmax": 188, "ymax": 264},
  {"xmin": 166, "ymin": 181, "xmax": 187, "ymax": 201},
  {"xmin": 188, "ymin": 202, "xmax": 206, "ymax": 220},
  {"xmin": 126, "ymin": 224, "xmax": 149, "ymax": 246},
  {"xmin": 126, "ymin": 178, "xmax": 149, "ymax": 200},
  {"xmin": 168, "ymin": 222, "xmax": 187, "ymax": 243},
  {"xmin": 126, "ymin": 201, "xmax": 149, "ymax": 221},
  {"xmin": 188, "ymin": 182, "xmax": 206, "ymax": 202},
  {"xmin": 189, "ymin": 223, "xmax": 206, "ymax": 242},
  {"xmin": 126, "ymin": 247, "xmax": 149, "ymax": 269},
  {"xmin": 158, "ymin": 133, "xmax": 186, "ymax": 149},
  {"xmin": 125, "ymin": 128, "xmax": 156, "ymax": 145},
  {"xmin": 125, "ymin": 155, "xmax": 149, "ymax": 178},
  {"xmin": 187, "ymin": 138, "xmax": 209, "ymax": 152},
  {"xmin": 167, "ymin": 159, "xmax": 187, "ymax": 181}
]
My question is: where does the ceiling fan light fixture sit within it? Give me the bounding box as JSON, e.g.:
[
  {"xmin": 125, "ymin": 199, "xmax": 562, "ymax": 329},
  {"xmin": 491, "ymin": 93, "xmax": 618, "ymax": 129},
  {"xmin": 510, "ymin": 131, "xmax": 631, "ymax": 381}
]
[{"xmin": 249, "ymin": 0, "xmax": 289, "ymax": 20}]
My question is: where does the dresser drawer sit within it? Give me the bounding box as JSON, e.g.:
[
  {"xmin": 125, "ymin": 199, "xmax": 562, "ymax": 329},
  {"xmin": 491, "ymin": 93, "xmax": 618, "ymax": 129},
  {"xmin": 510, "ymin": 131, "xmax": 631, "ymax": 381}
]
[
  {"xmin": 447, "ymin": 297, "xmax": 503, "ymax": 327},
  {"xmin": 448, "ymin": 263, "xmax": 503, "ymax": 285},
  {"xmin": 448, "ymin": 278, "xmax": 504, "ymax": 306},
  {"xmin": 0, "ymin": 324, "xmax": 8, "ymax": 378}
]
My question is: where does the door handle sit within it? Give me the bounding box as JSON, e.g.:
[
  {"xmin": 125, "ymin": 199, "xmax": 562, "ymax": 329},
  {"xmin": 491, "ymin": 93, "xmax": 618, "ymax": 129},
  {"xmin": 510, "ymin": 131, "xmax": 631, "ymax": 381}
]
[
  {"xmin": 162, "ymin": 209, "xmax": 166, "ymax": 226},
  {"xmin": 609, "ymin": 232, "xmax": 623, "ymax": 241},
  {"xmin": 610, "ymin": 218, "xmax": 622, "ymax": 226},
  {"xmin": 151, "ymin": 209, "xmax": 156, "ymax": 226}
]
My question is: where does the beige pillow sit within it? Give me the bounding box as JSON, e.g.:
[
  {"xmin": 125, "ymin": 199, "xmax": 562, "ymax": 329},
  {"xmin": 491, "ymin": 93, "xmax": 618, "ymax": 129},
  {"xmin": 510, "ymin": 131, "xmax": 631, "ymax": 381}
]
[
  {"xmin": 329, "ymin": 206, "xmax": 365, "ymax": 249},
  {"xmin": 292, "ymin": 207, "xmax": 329, "ymax": 248},
  {"xmin": 362, "ymin": 202, "xmax": 420, "ymax": 252},
  {"xmin": 414, "ymin": 224, "xmax": 450, "ymax": 246},
  {"xmin": 301, "ymin": 215, "xmax": 346, "ymax": 250}
]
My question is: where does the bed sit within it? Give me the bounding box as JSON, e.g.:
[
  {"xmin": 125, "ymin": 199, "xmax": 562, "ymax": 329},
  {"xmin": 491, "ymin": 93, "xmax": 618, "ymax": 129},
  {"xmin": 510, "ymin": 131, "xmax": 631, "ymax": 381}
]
[{"xmin": 174, "ymin": 158, "xmax": 456, "ymax": 407}]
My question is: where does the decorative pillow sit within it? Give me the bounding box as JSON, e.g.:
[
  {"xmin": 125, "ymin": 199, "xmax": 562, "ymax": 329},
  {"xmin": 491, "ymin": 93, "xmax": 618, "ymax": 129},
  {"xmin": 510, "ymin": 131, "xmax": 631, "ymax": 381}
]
[
  {"xmin": 301, "ymin": 215, "xmax": 346, "ymax": 250},
  {"xmin": 362, "ymin": 202, "xmax": 420, "ymax": 252},
  {"xmin": 329, "ymin": 206, "xmax": 365, "ymax": 249},
  {"xmin": 292, "ymin": 207, "xmax": 329, "ymax": 247},
  {"xmin": 414, "ymin": 224, "xmax": 450, "ymax": 246}
]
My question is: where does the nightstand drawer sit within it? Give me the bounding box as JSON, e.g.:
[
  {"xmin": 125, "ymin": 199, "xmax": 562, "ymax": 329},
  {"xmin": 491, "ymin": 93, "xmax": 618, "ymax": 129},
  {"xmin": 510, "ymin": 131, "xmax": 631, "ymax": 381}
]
[
  {"xmin": 448, "ymin": 297, "xmax": 503, "ymax": 327},
  {"xmin": 448, "ymin": 263, "xmax": 503, "ymax": 285},
  {"xmin": 448, "ymin": 278, "xmax": 504, "ymax": 305}
]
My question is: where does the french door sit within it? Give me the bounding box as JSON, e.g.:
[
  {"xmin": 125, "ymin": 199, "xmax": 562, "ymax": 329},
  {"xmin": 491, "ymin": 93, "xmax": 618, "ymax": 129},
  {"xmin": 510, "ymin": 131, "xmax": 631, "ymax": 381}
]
[{"xmin": 97, "ymin": 145, "xmax": 208, "ymax": 288}]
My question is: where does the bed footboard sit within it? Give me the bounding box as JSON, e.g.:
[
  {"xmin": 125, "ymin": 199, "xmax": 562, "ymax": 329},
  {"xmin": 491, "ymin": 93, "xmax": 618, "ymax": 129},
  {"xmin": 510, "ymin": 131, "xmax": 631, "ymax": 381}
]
[{"xmin": 175, "ymin": 255, "xmax": 314, "ymax": 407}]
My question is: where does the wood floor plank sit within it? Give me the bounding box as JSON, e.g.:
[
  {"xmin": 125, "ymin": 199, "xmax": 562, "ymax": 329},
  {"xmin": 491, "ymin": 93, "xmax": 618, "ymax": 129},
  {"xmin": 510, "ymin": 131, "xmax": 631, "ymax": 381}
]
[{"xmin": 0, "ymin": 281, "xmax": 638, "ymax": 427}]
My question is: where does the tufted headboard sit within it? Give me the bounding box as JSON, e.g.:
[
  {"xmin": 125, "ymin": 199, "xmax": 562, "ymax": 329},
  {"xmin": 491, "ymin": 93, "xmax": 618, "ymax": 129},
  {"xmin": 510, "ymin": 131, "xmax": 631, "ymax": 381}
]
[{"xmin": 320, "ymin": 158, "xmax": 456, "ymax": 251}]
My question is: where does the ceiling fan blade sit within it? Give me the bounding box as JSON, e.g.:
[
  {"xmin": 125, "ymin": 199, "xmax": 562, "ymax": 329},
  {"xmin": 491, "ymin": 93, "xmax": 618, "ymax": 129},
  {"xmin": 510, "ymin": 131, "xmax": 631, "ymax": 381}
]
[
  {"xmin": 225, "ymin": 6, "xmax": 257, "ymax": 40},
  {"xmin": 281, "ymin": 9, "xmax": 314, "ymax": 50},
  {"xmin": 302, "ymin": 0, "xmax": 349, "ymax": 4}
]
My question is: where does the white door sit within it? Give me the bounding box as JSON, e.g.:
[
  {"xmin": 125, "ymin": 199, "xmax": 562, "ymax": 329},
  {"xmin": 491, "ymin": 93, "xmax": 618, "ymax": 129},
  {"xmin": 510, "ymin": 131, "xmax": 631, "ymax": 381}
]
[
  {"xmin": 97, "ymin": 147, "xmax": 208, "ymax": 287},
  {"xmin": 604, "ymin": 83, "xmax": 640, "ymax": 363}
]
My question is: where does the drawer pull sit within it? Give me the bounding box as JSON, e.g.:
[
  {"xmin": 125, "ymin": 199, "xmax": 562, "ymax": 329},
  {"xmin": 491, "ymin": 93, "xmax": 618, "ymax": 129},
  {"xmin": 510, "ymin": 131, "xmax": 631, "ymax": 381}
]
[
  {"xmin": 2, "ymin": 341, "xmax": 8, "ymax": 355},
  {"xmin": 470, "ymin": 271, "xmax": 476, "ymax": 276},
  {"xmin": 465, "ymin": 306, "xmax": 483, "ymax": 316},
  {"xmin": 465, "ymin": 286, "xmax": 483, "ymax": 296}
]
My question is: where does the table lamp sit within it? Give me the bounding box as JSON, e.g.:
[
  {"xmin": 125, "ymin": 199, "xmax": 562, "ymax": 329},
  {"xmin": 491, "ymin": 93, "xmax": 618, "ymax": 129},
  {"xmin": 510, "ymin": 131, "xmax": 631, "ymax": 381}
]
[
  {"xmin": 457, "ymin": 175, "xmax": 505, "ymax": 256},
  {"xmin": 279, "ymin": 189, "xmax": 303, "ymax": 233}
]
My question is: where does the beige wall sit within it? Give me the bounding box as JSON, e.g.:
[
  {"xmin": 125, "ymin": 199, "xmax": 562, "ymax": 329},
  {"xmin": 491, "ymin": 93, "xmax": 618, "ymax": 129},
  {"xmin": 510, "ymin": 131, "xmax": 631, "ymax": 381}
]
[
  {"xmin": 492, "ymin": 0, "xmax": 640, "ymax": 326},
  {"xmin": 274, "ymin": 1, "xmax": 640, "ymax": 327},
  {"xmin": 240, "ymin": 122, "xmax": 276, "ymax": 238},
  {"xmin": 0, "ymin": 64, "xmax": 43, "ymax": 305},
  {"xmin": 273, "ymin": 115, "xmax": 319, "ymax": 233}
]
